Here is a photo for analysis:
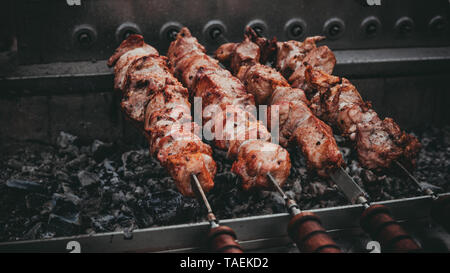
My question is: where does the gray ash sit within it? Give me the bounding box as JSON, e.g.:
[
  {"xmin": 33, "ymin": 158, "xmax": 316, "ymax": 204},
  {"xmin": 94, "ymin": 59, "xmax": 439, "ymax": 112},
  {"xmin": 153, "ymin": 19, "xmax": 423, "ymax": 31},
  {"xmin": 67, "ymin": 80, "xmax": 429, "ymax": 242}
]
[{"xmin": 0, "ymin": 127, "xmax": 449, "ymax": 242}]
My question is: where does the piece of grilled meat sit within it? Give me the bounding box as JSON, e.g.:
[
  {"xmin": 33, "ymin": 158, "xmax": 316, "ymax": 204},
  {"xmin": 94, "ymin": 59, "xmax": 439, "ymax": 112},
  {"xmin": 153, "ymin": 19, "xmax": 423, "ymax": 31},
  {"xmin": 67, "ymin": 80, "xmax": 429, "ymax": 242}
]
[
  {"xmin": 214, "ymin": 29, "xmax": 343, "ymax": 177},
  {"xmin": 168, "ymin": 28, "xmax": 291, "ymax": 189},
  {"xmin": 108, "ymin": 34, "xmax": 216, "ymax": 197}
]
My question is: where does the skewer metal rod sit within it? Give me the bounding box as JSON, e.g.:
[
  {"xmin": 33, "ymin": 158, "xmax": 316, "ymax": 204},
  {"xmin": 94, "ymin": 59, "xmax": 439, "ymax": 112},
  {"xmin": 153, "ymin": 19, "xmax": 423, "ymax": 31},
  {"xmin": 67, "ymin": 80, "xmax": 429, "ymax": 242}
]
[
  {"xmin": 267, "ymin": 173, "xmax": 301, "ymax": 215},
  {"xmin": 356, "ymin": 195, "xmax": 371, "ymax": 209},
  {"xmin": 191, "ymin": 173, "xmax": 218, "ymax": 227},
  {"xmin": 191, "ymin": 174, "xmax": 243, "ymax": 252},
  {"xmin": 267, "ymin": 172, "xmax": 287, "ymax": 200},
  {"xmin": 395, "ymin": 160, "xmax": 437, "ymax": 199}
]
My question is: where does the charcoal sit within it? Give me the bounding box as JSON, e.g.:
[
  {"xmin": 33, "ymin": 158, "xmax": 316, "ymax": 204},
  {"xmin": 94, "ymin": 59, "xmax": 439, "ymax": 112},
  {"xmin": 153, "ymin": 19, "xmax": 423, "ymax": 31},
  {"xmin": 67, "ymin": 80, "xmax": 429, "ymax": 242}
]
[
  {"xmin": 25, "ymin": 193, "xmax": 48, "ymax": 210},
  {"xmin": 21, "ymin": 165, "xmax": 37, "ymax": 173},
  {"xmin": 41, "ymin": 231, "xmax": 56, "ymax": 239},
  {"xmin": 306, "ymin": 182, "xmax": 327, "ymax": 197},
  {"xmin": 138, "ymin": 190, "xmax": 183, "ymax": 225},
  {"xmin": 103, "ymin": 159, "xmax": 116, "ymax": 173},
  {"xmin": 54, "ymin": 170, "xmax": 70, "ymax": 182},
  {"xmin": 52, "ymin": 193, "xmax": 81, "ymax": 215},
  {"xmin": 6, "ymin": 179, "xmax": 44, "ymax": 192},
  {"xmin": 285, "ymin": 190, "xmax": 295, "ymax": 200},
  {"xmin": 123, "ymin": 227, "xmax": 133, "ymax": 240},
  {"xmin": 362, "ymin": 169, "xmax": 377, "ymax": 183},
  {"xmin": 91, "ymin": 215, "xmax": 115, "ymax": 231},
  {"xmin": 67, "ymin": 154, "xmax": 88, "ymax": 170},
  {"xmin": 6, "ymin": 159, "xmax": 23, "ymax": 171},
  {"xmin": 23, "ymin": 222, "xmax": 43, "ymax": 240},
  {"xmin": 110, "ymin": 176, "xmax": 123, "ymax": 186},
  {"xmin": 77, "ymin": 170, "xmax": 99, "ymax": 187},
  {"xmin": 340, "ymin": 147, "xmax": 351, "ymax": 157},
  {"xmin": 291, "ymin": 179, "xmax": 302, "ymax": 195},
  {"xmin": 0, "ymin": 127, "xmax": 449, "ymax": 242},
  {"xmin": 125, "ymin": 192, "xmax": 136, "ymax": 204},
  {"xmin": 112, "ymin": 191, "xmax": 126, "ymax": 205},
  {"xmin": 134, "ymin": 186, "xmax": 144, "ymax": 196},
  {"xmin": 349, "ymin": 160, "xmax": 363, "ymax": 176},
  {"xmin": 41, "ymin": 200, "xmax": 55, "ymax": 215},
  {"xmin": 57, "ymin": 131, "xmax": 79, "ymax": 149},
  {"xmin": 269, "ymin": 192, "xmax": 285, "ymax": 212},
  {"xmin": 419, "ymin": 182, "xmax": 442, "ymax": 191},
  {"xmin": 48, "ymin": 213, "xmax": 81, "ymax": 236},
  {"xmin": 91, "ymin": 140, "xmax": 114, "ymax": 162},
  {"xmin": 61, "ymin": 182, "xmax": 73, "ymax": 194}
]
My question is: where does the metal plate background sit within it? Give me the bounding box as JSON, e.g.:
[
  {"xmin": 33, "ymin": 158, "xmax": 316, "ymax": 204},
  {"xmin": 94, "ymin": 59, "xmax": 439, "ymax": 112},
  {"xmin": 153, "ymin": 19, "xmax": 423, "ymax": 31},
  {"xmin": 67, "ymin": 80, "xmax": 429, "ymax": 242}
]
[{"xmin": 9, "ymin": 0, "xmax": 450, "ymax": 64}]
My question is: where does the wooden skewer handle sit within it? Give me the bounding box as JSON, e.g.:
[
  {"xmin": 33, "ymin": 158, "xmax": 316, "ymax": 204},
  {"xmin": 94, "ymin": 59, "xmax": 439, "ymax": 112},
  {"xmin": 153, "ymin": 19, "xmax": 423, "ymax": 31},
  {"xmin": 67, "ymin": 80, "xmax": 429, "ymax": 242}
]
[
  {"xmin": 431, "ymin": 195, "xmax": 450, "ymax": 232},
  {"xmin": 287, "ymin": 211, "xmax": 341, "ymax": 253},
  {"xmin": 207, "ymin": 225, "xmax": 243, "ymax": 253},
  {"xmin": 360, "ymin": 204, "xmax": 421, "ymax": 252}
]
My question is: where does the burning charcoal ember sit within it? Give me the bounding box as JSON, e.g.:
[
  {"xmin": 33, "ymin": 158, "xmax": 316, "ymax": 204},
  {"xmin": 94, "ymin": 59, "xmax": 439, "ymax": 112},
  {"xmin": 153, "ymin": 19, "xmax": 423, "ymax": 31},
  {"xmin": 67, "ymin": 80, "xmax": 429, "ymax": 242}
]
[
  {"xmin": 6, "ymin": 179, "xmax": 44, "ymax": 192},
  {"xmin": 77, "ymin": 170, "xmax": 99, "ymax": 187}
]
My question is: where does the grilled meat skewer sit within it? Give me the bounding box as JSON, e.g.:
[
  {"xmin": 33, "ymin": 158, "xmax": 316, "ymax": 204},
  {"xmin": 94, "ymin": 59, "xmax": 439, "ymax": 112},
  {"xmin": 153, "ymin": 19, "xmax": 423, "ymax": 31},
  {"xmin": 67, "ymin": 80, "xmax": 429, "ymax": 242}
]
[
  {"xmin": 304, "ymin": 67, "xmax": 421, "ymax": 170},
  {"xmin": 167, "ymin": 28, "xmax": 291, "ymax": 190},
  {"xmin": 215, "ymin": 29, "xmax": 343, "ymax": 177},
  {"xmin": 251, "ymin": 33, "xmax": 421, "ymax": 171},
  {"xmin": 215, "ymin": 31, "xmax": 423, "ymax": 252},
  {"xmin": 108, "ymin": 34, "xmax": 216, "ymax": 197}
]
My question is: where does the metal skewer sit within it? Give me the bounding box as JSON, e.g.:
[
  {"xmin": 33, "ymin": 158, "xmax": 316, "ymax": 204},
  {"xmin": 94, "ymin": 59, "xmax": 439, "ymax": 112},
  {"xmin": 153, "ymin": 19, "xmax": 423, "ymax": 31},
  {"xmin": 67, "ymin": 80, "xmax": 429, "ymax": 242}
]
[
  {"xmin": 394, "ymin": 160, "xmax": 450, "ymax": 232},
  {"xmin": 191, "ymin": 173, "xmax": 218, "ymax": 228},
  {"xmin": 394, "ymin": 160, "xmax": 438, "ymax": 199},
  {"xmin": 329, "ymin": 166, "xmax": 421, "ymax": 252},
  {"xmin": 330, "ymin": 167, "xmax": 371, "ymax": 208},
  {"xmin": 267, "ymin": 173, "xmax": 301, "ymax": 215},
  {"xmin": 190, "ymin": 173, "xmax": 243, "ymax": 253},
  {"xmin": 267, "ymin": 173, "xmax": 341, "ymax": 253}
]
